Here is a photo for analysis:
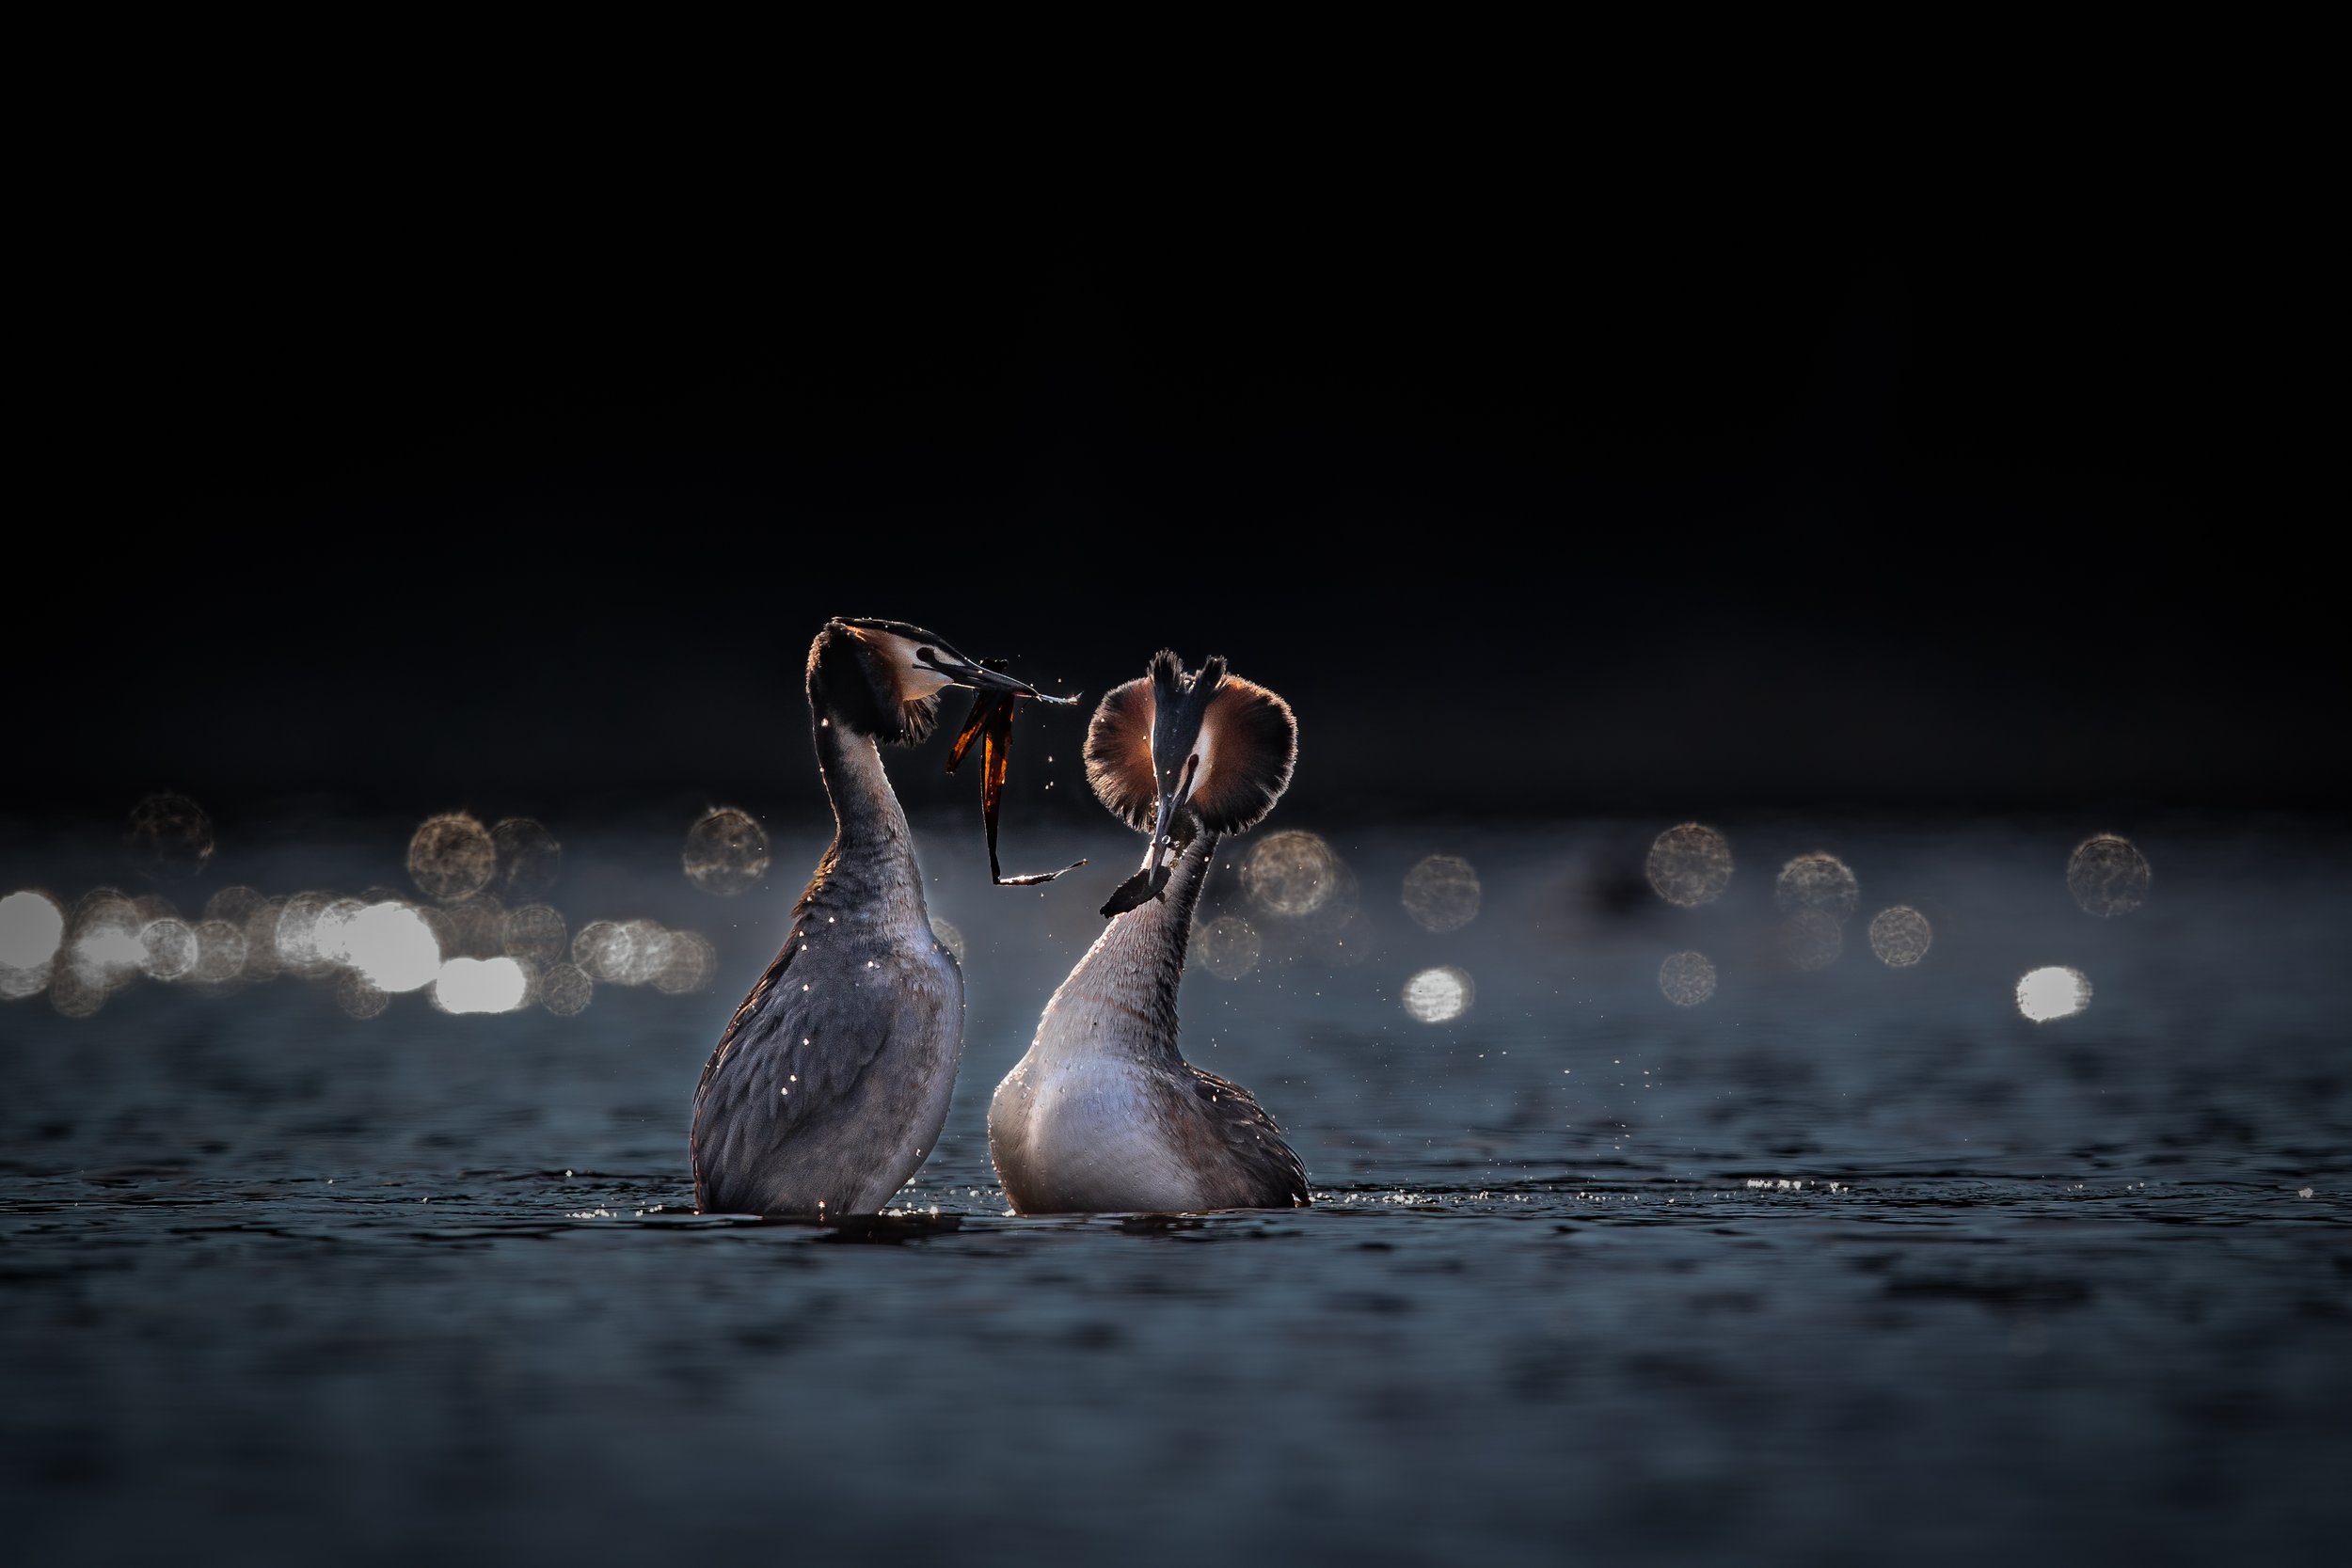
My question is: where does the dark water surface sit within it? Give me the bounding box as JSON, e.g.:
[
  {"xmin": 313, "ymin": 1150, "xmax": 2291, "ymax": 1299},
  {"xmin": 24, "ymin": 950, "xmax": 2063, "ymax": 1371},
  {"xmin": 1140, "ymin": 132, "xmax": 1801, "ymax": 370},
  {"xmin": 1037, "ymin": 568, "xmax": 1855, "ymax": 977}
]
[{"xmin": 4, "ymin": 815, "xmax": 2347, "ymax": 1564}]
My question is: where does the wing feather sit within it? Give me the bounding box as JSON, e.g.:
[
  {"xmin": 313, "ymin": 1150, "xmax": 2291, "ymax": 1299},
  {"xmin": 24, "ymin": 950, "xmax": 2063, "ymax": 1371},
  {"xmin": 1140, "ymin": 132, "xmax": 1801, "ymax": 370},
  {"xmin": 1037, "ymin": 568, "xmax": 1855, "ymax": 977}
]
[{"xmin": 1184, "ymin": 1065, "xmax": 1312, "ymax": 1208}]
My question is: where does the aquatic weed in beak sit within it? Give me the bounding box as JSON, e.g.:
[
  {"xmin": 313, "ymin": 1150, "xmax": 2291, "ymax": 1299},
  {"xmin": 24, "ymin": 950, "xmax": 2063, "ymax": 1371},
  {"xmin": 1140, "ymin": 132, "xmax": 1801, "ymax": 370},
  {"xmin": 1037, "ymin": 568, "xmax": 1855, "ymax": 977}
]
[{"xmin": 946, "ymin": 665, "xmax": 1087, "ymax": 887}]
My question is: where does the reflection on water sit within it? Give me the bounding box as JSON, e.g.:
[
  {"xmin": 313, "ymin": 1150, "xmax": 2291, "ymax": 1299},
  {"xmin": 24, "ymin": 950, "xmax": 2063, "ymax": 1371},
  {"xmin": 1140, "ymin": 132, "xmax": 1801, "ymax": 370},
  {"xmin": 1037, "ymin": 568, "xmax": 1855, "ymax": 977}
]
[{"xmin": 1, "ymin": 812, "xmax": 2347, "ymax": 1564}]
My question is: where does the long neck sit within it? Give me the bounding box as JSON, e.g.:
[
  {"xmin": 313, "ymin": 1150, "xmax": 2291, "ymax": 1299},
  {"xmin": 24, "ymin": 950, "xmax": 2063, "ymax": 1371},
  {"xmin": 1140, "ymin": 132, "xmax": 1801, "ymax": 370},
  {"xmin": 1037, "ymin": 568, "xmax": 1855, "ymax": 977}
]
[
  {"xmin": 1030, "ymin": 829, "xmax": 1220, "ymax": 1069},
  {"xmin": 802, "ymin": 708, "xmax": 927, "ymax": 927}
]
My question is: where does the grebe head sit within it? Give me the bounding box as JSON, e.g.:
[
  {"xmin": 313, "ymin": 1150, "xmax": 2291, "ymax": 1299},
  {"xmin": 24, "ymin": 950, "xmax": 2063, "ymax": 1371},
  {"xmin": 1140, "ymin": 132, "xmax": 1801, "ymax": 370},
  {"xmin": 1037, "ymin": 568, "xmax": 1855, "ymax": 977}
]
[
  {"xmin": 1085, "ymin": 650, "xmax": 1296, "ymax": 879},
  {"xmin": 807, "ymin": 617, "xmax": 1055, "ymax": 744}
]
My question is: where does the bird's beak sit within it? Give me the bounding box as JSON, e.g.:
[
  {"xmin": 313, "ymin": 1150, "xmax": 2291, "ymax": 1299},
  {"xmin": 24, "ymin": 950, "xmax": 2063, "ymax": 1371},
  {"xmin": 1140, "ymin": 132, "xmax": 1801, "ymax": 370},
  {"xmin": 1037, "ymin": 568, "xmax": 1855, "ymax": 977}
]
[
  {"xmin": 1099, "ymin": 749, "xmax": 1197, "ymax": 918},
  {"xmin": 919, "ymin": 647, "xmax": 1078, "ymax": 705},
  {"xmin": 1142, "ymin": 751, "xmax": 1202, "ymax": 880}
]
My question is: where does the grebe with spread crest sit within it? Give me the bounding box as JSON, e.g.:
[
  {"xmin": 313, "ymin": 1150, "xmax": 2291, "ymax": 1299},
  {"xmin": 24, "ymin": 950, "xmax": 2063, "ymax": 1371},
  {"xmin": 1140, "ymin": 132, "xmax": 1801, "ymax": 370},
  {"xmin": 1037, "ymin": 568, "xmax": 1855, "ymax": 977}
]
[{"xmin": 988, "ymin": 651, "xmax": 1310, "ymax": 1213}]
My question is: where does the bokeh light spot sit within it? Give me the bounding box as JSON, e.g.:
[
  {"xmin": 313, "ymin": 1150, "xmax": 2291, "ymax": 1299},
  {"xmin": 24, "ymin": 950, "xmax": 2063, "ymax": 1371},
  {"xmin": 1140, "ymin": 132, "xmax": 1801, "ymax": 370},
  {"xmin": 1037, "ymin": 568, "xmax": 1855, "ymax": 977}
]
[
  {"xmin": 501, "ymin": 904, "xmax": 568, "ymax": 964},
  {"xmin": 341, "ymin": 903, "xmax": 441, "ymax": 992},
  {"xmin": 1403, "ymin": 965, "xmax": 1474, "ymax": 1023},
  {"xmin": 1196, "ymin": 914, "xmax": 1263, "ymax": 979},
  {"xmin": 614, "ymin": 919, "xmax": 671, "ymax": 987},
  {"xmin": 1645, "ymin": 824, "xmax": 1733, "ymax": 908},
  {"xmin": 1775, "ymin": 853, "xmax": 1859, "ymax": 921},
  {"xmin": 685, "ymin": 807, "xmax": 770, "ymax": 896},
  {"xmin": 1314, "ymin": 907, "xmax": 1378, "ymax": 968},
  {"xmin": 435, "ymin": 956, "xmax": 529, "ymax": 1014},
  {"xmin": 1401, "ymin": 855, "xmax": 1482, "ymax": 934},
  {"xmin": 653, "ymin": 931, "xmax": 718, "ymax": 995},
  {"xmin": 488, "ymin": 817, "xmax": 562, "ymax": 902},
  {"xmin": 273, "ymin": 893, "xmax": 338, "ymax": 975},
  {"xmin": 2016, "ymin": 965, "xmax": 2091, "ymax": 1022},
  {"xmin": 436, "ymin": 895, "xmax": 507, "ymax": 960},
  {"xmin": 70, "ymin": 895, "xmax": 146, "ymax": 989},
  {"xmin": 0, "ymin": 891, "xmax": 66, "ymax": 970},
  {"xmin": 408, "ymin": 813, "xmax": 498, "ymax": 903},
  {"xmin": 1659, "ymin": 950, "xmax": 1716, "ymax": 1006},
  {"xmin": 573, "ymin": 920, "xmax": 634, "ymax": 983},
  {"xmin": 1778, "ymin": 908, "xmax": 1843, "ymax": 971},
  {"xmin": 124, "ymin": 793, "xmax": 215, "ymax": 879},
  {"xmin": 334, "ymin": 970, "xmax": 393, "ymax": 1019},
  {"xmin": 1241, "ymin": 831, "xmax": 1341, "ymax": 917},
  {"xmin": 1867, "ymin": 906, "xmax": 1932, "ymax": 967},
  {"xmin": 929, "ymin": 916, "xmax": 966, "ymax": 965},
  {"xmin": 138, "ymin": 918, "xmax": 199, "ymax": 980},
  {"xmin": 540, "ymin": 962, "xmax": 593, "ymax": 1016},
  {"xmin": 203, "ymin": 886, "xmax": 267, "ymax": 927},
  {"xmin": 190, "ymin": 918, "xmax": 249, "ymax": 984},
  {"xmin": 2067, "ymin": 834, "xmax": 2152, "ymax": 917},
  {"xmin": 48, "ymin": 961, "xmax": 105, "ymax": 1017},
  {"xmin": 310, "ymin": 898, "xmax": 370, "ymax": 966}
]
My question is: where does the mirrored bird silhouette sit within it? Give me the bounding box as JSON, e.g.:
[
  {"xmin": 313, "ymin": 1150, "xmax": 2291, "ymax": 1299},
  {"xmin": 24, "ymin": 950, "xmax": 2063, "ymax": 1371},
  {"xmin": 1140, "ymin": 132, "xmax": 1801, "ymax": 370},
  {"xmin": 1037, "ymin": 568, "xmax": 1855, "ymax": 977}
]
[
  {"xmin": 692, "ymin": 617, "xmax": 1071, "ymax": 1217},
  {"xmin": 989, "ymin": 650, "xmax": 1311, "ymax": 1213}
]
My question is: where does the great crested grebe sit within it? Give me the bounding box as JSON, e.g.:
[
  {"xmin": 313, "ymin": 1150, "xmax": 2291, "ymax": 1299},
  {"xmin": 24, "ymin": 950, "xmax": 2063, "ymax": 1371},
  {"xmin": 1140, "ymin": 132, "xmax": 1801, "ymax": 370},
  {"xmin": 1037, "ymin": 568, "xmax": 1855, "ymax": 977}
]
[
  {"xmin": 989, "ymin": 651, "xmax": 1311, "ymax": 1213},
  {"xmin": 692, "ymin": 616, "xmax": 1067, "ymax": 1217}
]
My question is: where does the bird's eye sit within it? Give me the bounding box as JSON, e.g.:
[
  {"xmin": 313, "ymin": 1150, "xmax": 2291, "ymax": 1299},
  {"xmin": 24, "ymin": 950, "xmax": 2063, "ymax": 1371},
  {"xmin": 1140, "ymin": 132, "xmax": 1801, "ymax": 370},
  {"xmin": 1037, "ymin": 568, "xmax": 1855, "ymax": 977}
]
[{"xmin": 917, "ymin": 646, "xmax": 937, "ymax": 664}]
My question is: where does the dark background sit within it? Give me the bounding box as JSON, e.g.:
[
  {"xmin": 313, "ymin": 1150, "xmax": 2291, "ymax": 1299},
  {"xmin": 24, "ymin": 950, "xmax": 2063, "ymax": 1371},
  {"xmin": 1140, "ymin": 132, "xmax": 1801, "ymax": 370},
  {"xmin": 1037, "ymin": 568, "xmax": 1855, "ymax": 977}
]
[{"xmin": 16, "ymin": 115, "xmax": 2331, "ymax": 832}]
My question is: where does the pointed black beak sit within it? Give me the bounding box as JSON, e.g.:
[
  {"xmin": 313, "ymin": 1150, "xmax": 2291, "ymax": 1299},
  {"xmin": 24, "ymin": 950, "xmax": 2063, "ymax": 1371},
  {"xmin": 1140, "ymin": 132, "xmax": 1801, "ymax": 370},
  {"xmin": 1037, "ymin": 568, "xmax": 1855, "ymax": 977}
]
[
  {"xmin": 919, "ymin": 647, "xmax": 1078, "ymax": 705},
  {"xmin": 1142, "ymin": 751, "xmax": 1201, "ymax": 879},
  {"xmin": 1099, "ymin": 749, "xmax": 1199, "ymax": 918}
]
